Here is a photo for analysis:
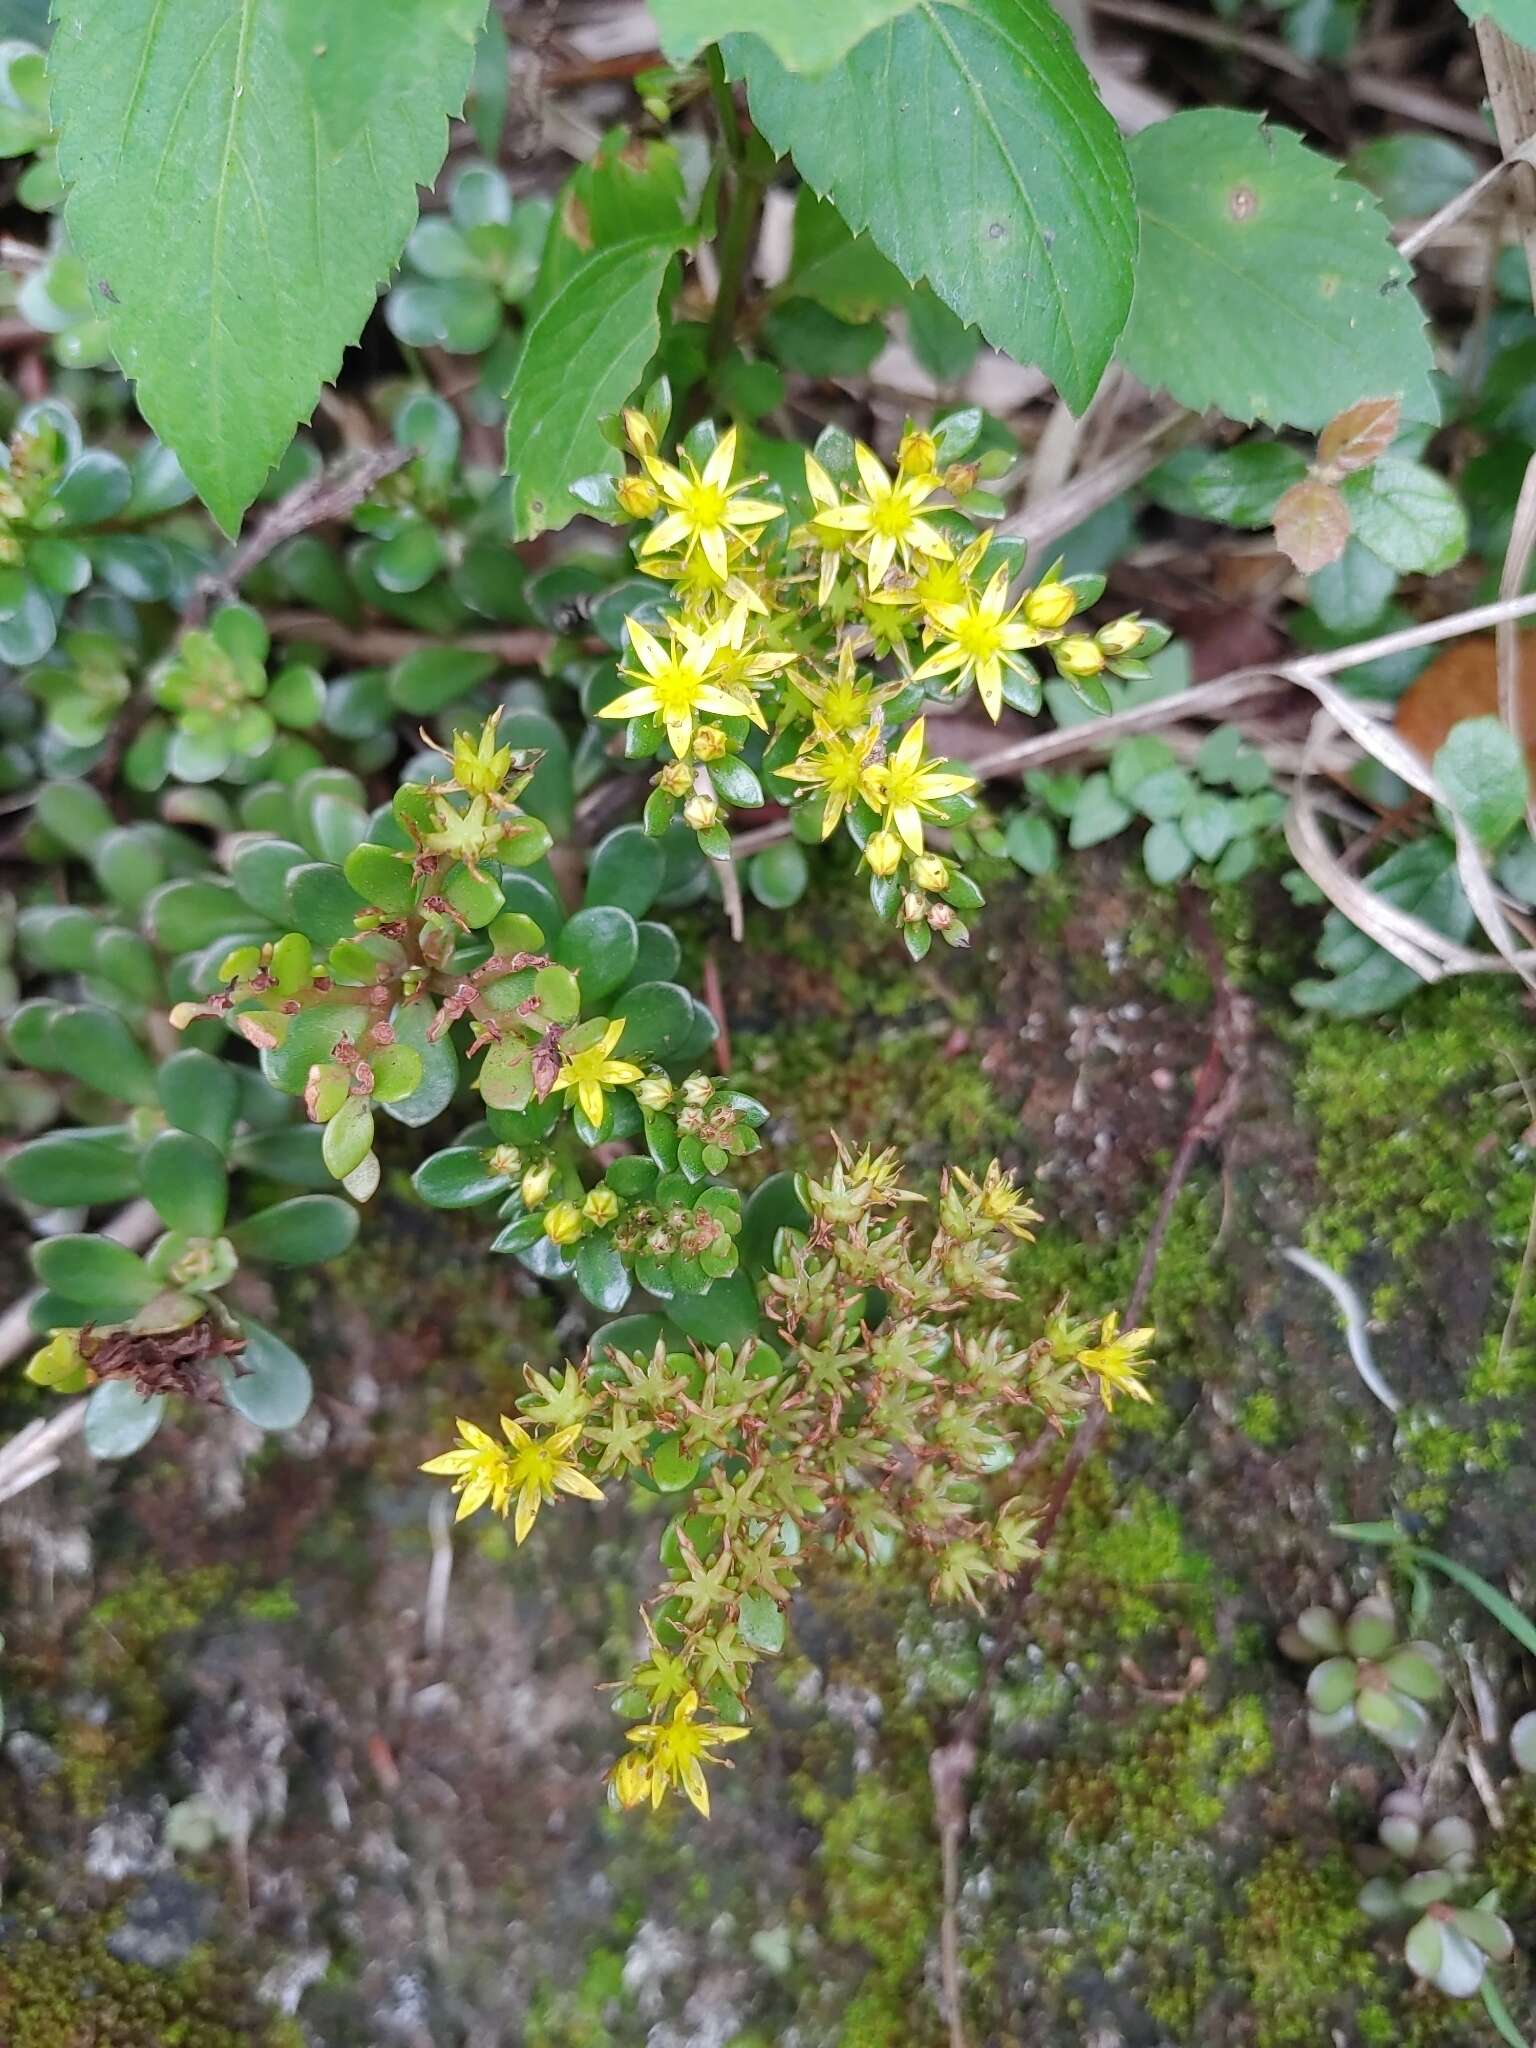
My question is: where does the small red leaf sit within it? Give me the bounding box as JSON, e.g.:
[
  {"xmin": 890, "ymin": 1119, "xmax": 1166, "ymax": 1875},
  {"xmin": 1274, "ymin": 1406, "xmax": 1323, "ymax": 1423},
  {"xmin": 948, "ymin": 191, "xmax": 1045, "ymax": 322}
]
[{"xmin": 1274, "ymin": 478, "xmax": 1350, "ymax": 574}]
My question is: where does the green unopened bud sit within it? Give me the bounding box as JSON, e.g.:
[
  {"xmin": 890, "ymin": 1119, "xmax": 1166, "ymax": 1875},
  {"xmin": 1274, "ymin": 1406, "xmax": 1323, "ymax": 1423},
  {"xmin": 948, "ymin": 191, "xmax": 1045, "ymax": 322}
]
[
  {"xmin": 1054, "ymin": 635, "xmax": 1104, "ymax": 678},
  {"xmin": 911, "ymin": 854, "xmax": 950, "ymax": 892},
  {"xmin": 683, "ymin": 792, "xmax": 719, "ymax": 832},
  {"xmin": 521, "ymin": 1159, "xmax": 555, "ymax": 1208},
  {"xmin": 543, "ymin": 1200, "xmax": 585, "ymax": 1246},
  {"xmin": 582, "ymin": 1186, "xmax": 621, "ymax": 1228},
  {"xmin": 26, "ymin": 1329, "xmax": 85, "ymax": 1389},
  {"xmin": 864, "ymin": 829, "xmax": 904, "ymax": 878},
  {"xmin": 635, "ymin": 1073, "xmax": 674, "ymax": 1112}
]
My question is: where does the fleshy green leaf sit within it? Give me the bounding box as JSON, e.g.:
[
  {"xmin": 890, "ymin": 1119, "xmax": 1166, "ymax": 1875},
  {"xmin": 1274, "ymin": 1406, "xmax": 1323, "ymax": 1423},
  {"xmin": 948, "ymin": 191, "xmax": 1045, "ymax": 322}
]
[
  {"xmin": 84, "ymin": 1381, "xmax": 166, "ymax": 1460},
  {"xmin": 1120, "ymin": 110, "xmax": 1435, "ymax": 431},
  {"xmin": 51, "ymin": 0, "xmax": 485, "ymax": 533},
  {"xmin": 729, "ymin": 0, "xmax": 1136, "ymax": 412},
  {"xmin": 230, "ymin": 1194, "xmax": 359, "ymax": 1266},
  {"xmin": 33, "ymin": 1234, "xmax": 160, "ymax": 1318},
  {"xmin": 505, "ymin": 238, "xmax": 678, "ymax": 539},
  {"xmin": 141, "ymin": 1129, "xmax": 229, "ymax": 1237},
  {"xmin": 412, "ymin": 1147, "xmax": 509, "ymax": 1209},
  {"xmin": 222, "ymin": 1318, "xmax": 313, "ymax": 1431},
  {"xmin": 2, "ymin": 1128, "xmax": 141, "ymax": 1208},
  {"xmin": 652, "ymin": 0, "xmax": 918, "ymax": 70}
]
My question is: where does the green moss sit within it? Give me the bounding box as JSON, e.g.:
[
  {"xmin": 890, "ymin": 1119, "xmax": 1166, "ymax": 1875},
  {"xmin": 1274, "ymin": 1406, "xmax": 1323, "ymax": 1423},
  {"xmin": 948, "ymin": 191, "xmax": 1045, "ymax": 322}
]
[
  {"xmin": 1018, "ymin": 1695, "xmax": 1272, "ymax": 2033},
  {"xmin": 0, "ymin": 1914, "xmax": 303, "ymax": 2048},
  {"xmin": 1009, "ymin": 1177, "xmax": 1232, "ymax": 1375},
  {"xmin": 1226, "ymin": 1845, "xmax": 1381, "ymax": 2048},
  {"xmin": 56, "ymin": 1566, "xmax": 237, "ymax": 1813},
  {"xmin": 1296, "ymin": 981, "xmax": 1529, "ymax": 1269},
  {"xmin": 739, "ymin": 1019, "xmax": 1012, "ymax": 1184},
  {"xmin": 816, "ymin": 1762, "xmax": 943, "ymax": 2048},
  {"xmin": 1039, "ymin": 1474, "xmax": 1216, "ymax": 1649},
  {"xmin": 1239, "ymin": 1390, "xmax": 1287, "ymax": 1448}
]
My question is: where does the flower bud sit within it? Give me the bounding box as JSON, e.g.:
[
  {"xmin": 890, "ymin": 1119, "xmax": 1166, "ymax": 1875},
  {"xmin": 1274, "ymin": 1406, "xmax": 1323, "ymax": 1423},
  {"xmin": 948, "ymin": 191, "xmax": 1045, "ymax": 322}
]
[
  {"xmin": 543, "ymin": 1200, "xmax": 585, "ymax": 1246},
  {"xmin": 485, "ymin": 1144, "xmax": 522, "ymax": 1180},
  {"xmin": 692, "ymin": 724, "xmax": 728, "ymax": 762},
  {"xmin": 683, "ymin": 793, "xmax": 719, "ymax": 832},
  {"xmin": 864, "ymin": 828, "xmax": 904, "ymax": 877},
  {"xmin": 1054, "ymin": 635, "xmax": 1105, "ymax": 678},
  {"xmin": 1096, "ymin": 616, "xmax": 1145, "ymax": 658},
  {"xmin": 911, "ymin": 854, "xmax": 950, "ymax": 893},
  {"xmin": 582, "ymin": 1186, "xmax": 621, "ymax": 1228},
  {"xmin": 635, "ymin": 1072, "xmax": 674, "ymax": 1112},
  {"xmin": 1023, "ymin": 581, "xmax": 1077, "ymax": 631},
  {"xmin": 898, "ymin": 427, "xmax": 939, "ymax": 477},
  {"xmin": 521, "ymin": 1159, "xmax": 555, "ymax": 1208},
  {"xmin": 901, "ymin": 890, "xmax": 926, "ymax": 924},
  {"xmin": 928, "ymin": 902, "xmax": 955, "ymax": 932},
  {"xmin": 615, "ymin": 473, "xmax": 661, "ymax": 520},
  {"xmin": 658, "ymin": 760, "xmax": 693, "ymax": 797},
  {"xmin": 681, "ymin": 1073, "xmax": 714, "ymax": 1108}
]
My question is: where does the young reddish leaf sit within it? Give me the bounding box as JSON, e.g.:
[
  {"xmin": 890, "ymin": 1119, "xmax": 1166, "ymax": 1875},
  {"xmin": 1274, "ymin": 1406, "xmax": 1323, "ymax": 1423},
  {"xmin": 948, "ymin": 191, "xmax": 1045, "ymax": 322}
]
[
  {"xmin": 1274, "ymin": 477, "xmax": 1350, "ymax": 574},
  {"xmin": 1317, "ymin": 396, "xmax": 1401, "ymax": 478}
]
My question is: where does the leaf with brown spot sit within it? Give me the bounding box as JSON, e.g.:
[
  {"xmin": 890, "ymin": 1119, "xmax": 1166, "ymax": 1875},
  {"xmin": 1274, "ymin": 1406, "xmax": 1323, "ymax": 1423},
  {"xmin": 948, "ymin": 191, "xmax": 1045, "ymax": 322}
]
[
  {"xmin": 1273, "ymin": 478, "xmax": 1351, "ymax": 574},
  {"xmin": 1318, "ymin": 396, "xmax": 1400, "ymax": 479}
]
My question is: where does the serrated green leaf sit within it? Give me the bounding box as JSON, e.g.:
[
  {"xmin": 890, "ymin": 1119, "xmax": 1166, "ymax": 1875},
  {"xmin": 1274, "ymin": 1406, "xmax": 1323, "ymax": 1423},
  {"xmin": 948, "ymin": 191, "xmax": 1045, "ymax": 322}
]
[
  {"xmin": 52, "ymin": 0, "xmax": 485, "ymax": 533},
  {"xmin": 506, "ymin": 237, "xmax": 677, "ymax": 540},
  {"xmin": 653, "ymin": 0, "xmax": 918, "ymax": 70},
  {"xmin": 729, "ymin": 0, "xmax": 1136, "ymax": 411},
  {"xmin": 1120, "ymin": 110, "xmax": 1435, "ymax": 431},
  {"xmin": 1341, "ymin": 458, "xmax": 1467, "ymax": 575},
  {"xmin": 1434, "ymin": 716, "xmax": 1529, "ymax": 849}
]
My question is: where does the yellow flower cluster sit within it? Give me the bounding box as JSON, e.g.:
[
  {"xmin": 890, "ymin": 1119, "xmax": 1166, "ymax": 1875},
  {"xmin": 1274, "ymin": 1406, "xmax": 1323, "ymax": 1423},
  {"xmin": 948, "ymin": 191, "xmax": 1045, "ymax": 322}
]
[{"xmin": 600, "ymin": 402, "xmax": 1164, "ymax": 955}]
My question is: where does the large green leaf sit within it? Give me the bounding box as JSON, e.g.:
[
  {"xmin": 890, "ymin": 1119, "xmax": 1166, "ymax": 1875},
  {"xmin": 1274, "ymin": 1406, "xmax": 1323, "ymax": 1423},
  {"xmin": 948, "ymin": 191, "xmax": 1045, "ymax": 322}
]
[
  {"xmin": 51, "ymin": 0, "xmax": 485, "ymax": 534},
  {"xmin": 1120, "ymin": 110, "xmax": 1435, "ymax": 431},
  {"xmin": 728, "ymin": 0, "xmax": 1136, "ymax": 411},
  {"xmin": 650, "ymin": 0, "xmax": 918, "ymax": 70},
  {"xmin": 505, "ymin": 237, "xmax": 676, "ymax": 539},
  {"xmin": 1453, "ymin": 0, "xmax": 1536, "ymax": 48}
]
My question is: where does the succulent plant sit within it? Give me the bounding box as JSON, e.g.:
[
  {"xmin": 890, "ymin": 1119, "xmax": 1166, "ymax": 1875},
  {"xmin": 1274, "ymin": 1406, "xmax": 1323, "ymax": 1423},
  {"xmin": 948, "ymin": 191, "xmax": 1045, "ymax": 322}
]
[
  {"xmin": 1279, "ymin": 1595, "xmax": 1445, "ymax": 1749},
  {"xmin": 1357, "ymin": 1792, "xmax": 1512, "ymax": 1999}
]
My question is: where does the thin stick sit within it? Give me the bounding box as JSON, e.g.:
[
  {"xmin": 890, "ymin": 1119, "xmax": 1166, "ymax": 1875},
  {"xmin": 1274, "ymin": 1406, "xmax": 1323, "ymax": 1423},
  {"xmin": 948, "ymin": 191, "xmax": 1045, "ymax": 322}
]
[
  {"xmin": 263, "ymin": 610, "xmax": 556, "ymax": 667},
  {"xmin": 999, "ymin": 405, "xmax": 1203, "ymax": 551},
  {"xmin": 184, "ymin": 445, "xmax": 412, "ymax": 628}
]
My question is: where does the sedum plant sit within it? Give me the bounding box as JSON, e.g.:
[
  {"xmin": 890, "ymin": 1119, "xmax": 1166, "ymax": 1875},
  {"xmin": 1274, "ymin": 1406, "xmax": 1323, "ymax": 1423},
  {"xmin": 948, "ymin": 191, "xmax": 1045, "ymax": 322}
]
[
  {"xmin": 421, "ymin": 1139, "xmax": 1150, "ymax": 1813},
  {"xmin": 1280, "ymin": 1594, "xmax": 1446, "ymax": 1748},
  {"xmin": 1358, "ymin": 1792, "xmax": 1514, "ymax": 2000},
  {"xmin": 581, "ymin": 397, "xmax": 1164, "ymax": 958}
]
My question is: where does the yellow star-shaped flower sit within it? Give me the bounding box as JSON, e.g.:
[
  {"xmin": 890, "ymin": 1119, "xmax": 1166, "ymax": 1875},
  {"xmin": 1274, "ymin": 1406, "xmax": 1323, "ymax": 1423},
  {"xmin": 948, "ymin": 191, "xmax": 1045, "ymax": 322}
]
[
  {"xmin": 603, "ymin": 617, "xmax": 766, "ymax": 758},
  {"xmin": 613, "ymin": 1689, "xmax": 750, "ymax": 1816},
  {"xmin": 814, "ymin": 441, "xmax": 953, "ymax": 590},
  {"xmin": 861, "ymin": 717, "xmax": 976, "ymax": 854},
  {"xmin": 915, "ymin": 566, "xmax": 1041, "ymax": 720},
  {"xmin": 552, "ymin": 1017, "xmax": 645, "ymax": 1127},
  {"xmin": 638, "ymin": 425, "xmax": 780, "ymax": 581}
]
